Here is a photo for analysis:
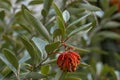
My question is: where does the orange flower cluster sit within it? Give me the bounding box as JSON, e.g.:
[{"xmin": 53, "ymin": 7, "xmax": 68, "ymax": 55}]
[
  {"xmin": 57, "ymin": 51, "xmax": 80, "ymax": 72},
  {"xmin": 110, "ymin": 0, "xmax": 120, "ymax": 12}
]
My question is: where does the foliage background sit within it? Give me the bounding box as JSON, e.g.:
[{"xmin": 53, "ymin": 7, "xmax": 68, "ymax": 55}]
[{"xmin": 0, "ymin": 0, "xmax": 120, "ymax": 80}]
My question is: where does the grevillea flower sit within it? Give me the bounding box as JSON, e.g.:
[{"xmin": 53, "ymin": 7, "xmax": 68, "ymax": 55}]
[
  {"xmin": 57, "ymin": 51, "xmax": 80, "ymax": 72},
  {"xmin": 110, "ymin": 0, "xmax": 120, "ymax": 12}
]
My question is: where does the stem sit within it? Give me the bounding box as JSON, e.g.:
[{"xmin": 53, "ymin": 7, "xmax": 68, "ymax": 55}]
[
  {"xmin": 15, "ymin": 65, "xmax": 20, "ymax": 80},
  {"xmin": 58, "ymin": 71, "xmax": 67, "ymax": 80},
  {"xmin": 15, "ymin": 73, "xmax": 20, "ymax": 80},
  {"xmin": 42, "ymin": 59, "xmax": 56, "ymax": 65},
  {"xmin": 35, "ymin": 55, "xmax": 49, "ymax": 69},
  {"xmin": 83, "ymin": 0, "xmax": 90, "ymax": 4}
]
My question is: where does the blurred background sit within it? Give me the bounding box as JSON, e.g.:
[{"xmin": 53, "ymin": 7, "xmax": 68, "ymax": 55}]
[{"xmin": 0, "ymin": 0, "xmax": 120, "ymax": 80}]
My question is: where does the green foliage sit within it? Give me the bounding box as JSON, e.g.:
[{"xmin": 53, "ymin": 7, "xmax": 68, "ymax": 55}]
[
  {"xmin": 2, "ymin": 49, "xmax": 19, "ymax": 70},
  {"xmin": 55, "ymin": 70, "xmax": 67, "ymax": 80},
  {"xmin": 41, "ymin": 65, "xmax": 51, "ymax": 75},
  {"xmin": 0, "ymin": 10, "xmax": 5, "ymax": 20},
  {"xmin": 20, "ymin": 36, "xmax": 40, "ymax": 65},
  {"xmin": 56, "ymin": 16, "xmax": 66, "ymax": 37},
  {"xmin": 45, "ymin": 41, "xmax": 60, "ymax": 54},
  {"xmin": 0, "ymin": 0, "xmax": 120, "ymax": 80},
  {"xmin": 53, "ymin": 2, "xmax": 64, "ymax": 21},
  {"xmin": 23, "ymin": 9, "xmax": 51, "ymax": 41}
]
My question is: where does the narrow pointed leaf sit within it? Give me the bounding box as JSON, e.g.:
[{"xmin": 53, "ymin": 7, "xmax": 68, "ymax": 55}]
[
  {"xmin": 20, "ymin": 36, "xmax": 40, "ymax": 64},
  {"xmin": 32, "ymin": 37, "xmax": 48, "ymax": 59},
  {"xmin": 21, "ymin": 5, "xmax": 29, "ymax": 12},
  {"xmin": 20, "ymin": 24, "xmax": 32, "ymax": 34},
  {"xmin": 2, "ymin": 49, "xmax": 19, "ymax": 70},
  {"xmin": 57, "ymin": 16, "xmax": 66, "ymax": 37},
  {"xmin": 0, "ymin": 54, "xmax": 17, "ymax": 73},
  {"xmin": 112, "ymin": 13, "xmax": 120, "ymax": 19},
  {"xmin": 103, "ymin": 21, "xmax": 120, "ymax": 28},
  {"xmin": 0, "ymin": 66, "xmax": 12, "ymax": 77},
  {"xmin": 67, "ymin": 12, "xmax": 91, "ymax": 29},
  {"xmin": 53, "ymin": 29, "xmax": 62, "ymax": 39},
  {"xmin": 67, "ymin": 44, "xmax": 90, "ymax": 53},
  {"xmin": 44, "ymin": 0, "xmax": 53, "ymax": 14},
  {"xmin": 52, "ymin": 2, "xmax": 64, "ymax": 21},
  {"xmin": 29, "ymin": 0, "xmax": 43, "ymax": 5},
  {"xmin": 65, "ymin": 77, "xmax": 82, "ymax": 80},
  {"xmin": 45, "ymin": 41, "xmax": 60, "ymax": 54},
  {"xmin": 0, "ymin": 10, "xmax": 5, "ymax": 20},
  {"xmin": 80, "ymin": 3, "xmax": 101, "ymax": 11},
  {"xmin": 68, "ymin": 23, "xmax": 92, "ymax": 37},
  {"xmin": 23, "ymin": 9, "xmax": 51, "ymax": 41},
  {"xmin": 78, "ymin": 62, "xmax": 90, "ymax": 67},
  {"xmin": 103, "ymin": 6, "xmax": 117, "ymax": 18},
  {"xmin": 100, "ymin": 0, "xmax": 109, "ymax": 11},
  {"xmin": 96, "ymin": 31, "xmax": 120, "ymax": 39},
  {"xmin": 41, "ymin": 65, "xmax": 50, "ymax": 75},
  {"xmin": 55, "ymin": 70, "xmax": 67, "ymax": 80},
  {"xmin": 25, "ymin": 72, "xmax": 46, "ymax": 79}
]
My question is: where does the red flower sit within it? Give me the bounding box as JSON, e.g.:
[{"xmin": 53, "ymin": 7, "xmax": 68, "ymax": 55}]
[{"xmin": 57, "ymin": 51, "xmax": 80, "ymax": 72}]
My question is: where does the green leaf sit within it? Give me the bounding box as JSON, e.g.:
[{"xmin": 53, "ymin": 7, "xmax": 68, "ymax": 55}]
[
  {"xmin": 75, "ymin": 47, "xmax": 90, "ymax": 53},
  {"xmin": 100, "ymin": 0, "xmax": 109, "ymax": 11},
  {"xmin": 41, "ymin": 65, "xmax": 50, "ymax": 75},
  {"xmin": 20, "ymin": 36, "xmax": 40, "ymax": 65},
  {"xmin": 103, "ymin": 21, "xmax": 120, "ymax": 28},
  {"xmin": 45, "ymin": 41, "xmax": 60, "ymax": 54},
  {"xmin": 0, "ymin": 0, "xmax": 11, "ymax": 6},
  {"xmin": 42, "ymin": 59, "xmax": 56, "ymax": 65},
  {"xmin": 57, "ymin": 16, "xmax": 66, "ymax": 37},
  {"xmin": 25, "ymin": 72, "xmax": 46, "ymax": 79},
  {"xmin": 53, "ymin": 29, "xmax": 62, "ymax": 39},
  {"xmin": 2, "ymin": 49, "xmax": 19, "ymax": 70},
  {"xmin": 68, "ymin": 8, "xmax": 85, "ymax": 15},
  {"xmin": 16, "ymin": 0, "xmax": 25, "ymax": 3},
  {"xmin": 19, "ymin": 51, "xmax": 31, "ymax": 64},
  {"xmin": 80, "ymin": 3, "xmax": 101, "ymax": 11},
  {"xmin": 29, "ymin": 0, "xmax": 43, "ymax": 5},
  {"xmin": 65, "ymin": 77, "xmax": 82, "ymax": 80},
  {"xmin": 103, "ymin": 6, "xmax": 117, "ymax": 18},
  {"xmin": 67, "ymin": 12, "xmax": 91, "ymax": 29},
  {"xmin": 23, "ymin": 9, "xmax": 51, "ymax": 41},
  {"xmin": 100, "ymin": 65, "xmax": 117, "ymax": 80},
  {"xmin": 41, "ymin": 9, "xmax": 47, "ymax": 18},
  {"xmin": 0, "ymin": 54, "xmax": 16, "ymax": 73},
  {"xmin": 52, "ymin": 2, "xmax": 64, "ymax": 21},
  {"xmin": 63, "ymin": 10, "xmax": 70, "ymax": 23},
  {"xmin": 21, "ymin": 4, "xmax": 29, "ymax": 11},
  {"xmin": 0, "ymin": 10, "xmax": 5, "ymax": 20},
  {"xmin": 96, "ymin": 31, "xmax": 120, "ymax": 40},
  {"xmin": 55, "ymin": 70, "xmax": 67, "ymax": 80},
  {"xmin": 0, "ymin": 0, "xmax": 11, "ymax": 10},
  {"xmin": 32, "ymin": 37, "xmax": 48, "ymax": 60},
  {"xmin": 44, "ymin": 0, "xmax": 53, "ymax": 14},
  {"xmin": 78, "ymin": 62, "xmax": 90, "ymax": 67},
  {"xmin": 112, "ymin": 13, "xmax": 120, "ymax": 19},
  {"xmin": 68, "ymin": 23, "xmax": 92, "ymax": 37},
  {"xmin": 20, "ymin": 24, "xmax": 32, "ymax": 34},
  {"xmin": 67, "ymin": 44, "xmax": 90, "ymax": 53},
  {"xmin": 90, "ymin": 47, "xmax": 108, "ymax": 55},
  {"xmin": 0, "ymin": 66, "xmax": 12, "ymax": 77}
]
